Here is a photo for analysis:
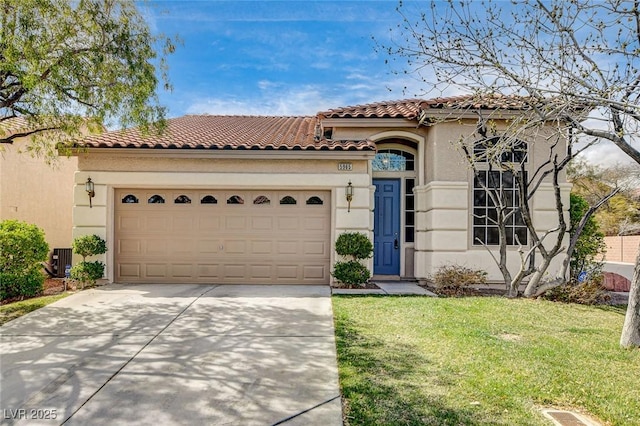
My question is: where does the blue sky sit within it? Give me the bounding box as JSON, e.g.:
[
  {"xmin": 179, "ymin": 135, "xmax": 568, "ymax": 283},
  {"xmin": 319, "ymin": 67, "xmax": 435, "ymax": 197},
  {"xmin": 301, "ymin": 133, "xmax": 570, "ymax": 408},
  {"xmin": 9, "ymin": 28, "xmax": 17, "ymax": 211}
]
[
  {"xmin": 144, "ymin": 0, "xmax": 432, "ymax": 118},
  {"xmin": 142, "ymin": 1, "xmax": 636, "ymax": 166}
]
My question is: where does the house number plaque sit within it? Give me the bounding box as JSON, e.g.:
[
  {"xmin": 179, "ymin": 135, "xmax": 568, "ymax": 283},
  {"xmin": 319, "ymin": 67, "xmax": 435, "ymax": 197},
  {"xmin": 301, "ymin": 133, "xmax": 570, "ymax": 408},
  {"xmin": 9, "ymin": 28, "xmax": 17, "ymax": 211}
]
[{"xmin": 338, "ymin": 162, "xmax": 352, "ymax": 171}]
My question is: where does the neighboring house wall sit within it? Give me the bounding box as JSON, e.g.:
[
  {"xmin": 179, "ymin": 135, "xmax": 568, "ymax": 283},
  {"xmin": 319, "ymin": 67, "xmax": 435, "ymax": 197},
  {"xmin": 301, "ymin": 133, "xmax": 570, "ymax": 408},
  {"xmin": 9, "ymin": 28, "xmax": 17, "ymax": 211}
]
[
  {"xmin": 0, "ymin": 139, "xmax": 76, "ymax": 249},
  {"xmin": 604, "ymin": 235, "xmax": 640, "ymax": 263},
  {"xmin": 74, "ymin": 152, "xmax": 372, "ymax": 283}
]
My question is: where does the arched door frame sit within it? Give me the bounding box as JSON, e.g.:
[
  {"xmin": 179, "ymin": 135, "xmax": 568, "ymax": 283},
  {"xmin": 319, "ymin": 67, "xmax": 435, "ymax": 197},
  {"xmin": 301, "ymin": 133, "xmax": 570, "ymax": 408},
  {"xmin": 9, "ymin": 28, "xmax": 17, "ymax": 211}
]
[{"xmin": 370, "ymin": 132, "xmax": 423, "ymax": 278}]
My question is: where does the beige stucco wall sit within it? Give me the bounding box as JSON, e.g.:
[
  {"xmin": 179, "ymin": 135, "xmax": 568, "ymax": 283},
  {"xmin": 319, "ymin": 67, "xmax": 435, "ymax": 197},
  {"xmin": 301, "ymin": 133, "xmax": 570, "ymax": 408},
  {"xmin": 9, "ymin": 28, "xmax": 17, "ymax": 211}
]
[
  {"xmin": 0, "ymin": 139, "xmax": 77, "ymax": 249},
  {"xmin": 73, "ymin": 113, "xmax": 572, "ymax": 284},
  {"xmin": 330, "ymin": 117, "xmax": 571, "ymax": 283},
  {"xmin": 413, "ymin": 181, "xmax": 570, "ymax": 283},
  {"xmin": 74, "ymin": 152, "xmax": 373, "ymax": 283}
]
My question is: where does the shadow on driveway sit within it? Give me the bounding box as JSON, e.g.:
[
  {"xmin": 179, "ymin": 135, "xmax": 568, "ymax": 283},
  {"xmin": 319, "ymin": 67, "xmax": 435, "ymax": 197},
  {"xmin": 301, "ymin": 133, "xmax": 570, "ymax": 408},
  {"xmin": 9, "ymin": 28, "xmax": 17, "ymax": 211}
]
[{"xmin": 1, "ymin": 284, "xmax": 341, "ymax": 426}]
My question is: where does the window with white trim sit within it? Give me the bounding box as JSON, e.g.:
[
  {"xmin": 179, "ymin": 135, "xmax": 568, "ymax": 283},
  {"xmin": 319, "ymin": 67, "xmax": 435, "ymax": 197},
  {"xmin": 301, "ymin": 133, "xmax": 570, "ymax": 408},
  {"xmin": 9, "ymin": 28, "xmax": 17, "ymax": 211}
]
[
  {"xmin": 472, "ymin": 136, "xmax": 528, "ymax": 246},
  {"xmin": 473, "ymin": 170, "xmax": 528, "ymax": 246}
]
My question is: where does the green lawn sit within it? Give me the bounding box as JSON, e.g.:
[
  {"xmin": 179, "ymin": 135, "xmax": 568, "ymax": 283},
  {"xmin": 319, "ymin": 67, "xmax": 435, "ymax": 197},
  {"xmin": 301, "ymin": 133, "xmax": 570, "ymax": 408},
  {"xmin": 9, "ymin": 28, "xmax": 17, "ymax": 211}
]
[
  {"xmin": 333, "ymin": 296, "xmax": 640, "ymax": 426},
  {"xmin": 0, "ymin": 293, "xmax": 69, "ymax": 326}
]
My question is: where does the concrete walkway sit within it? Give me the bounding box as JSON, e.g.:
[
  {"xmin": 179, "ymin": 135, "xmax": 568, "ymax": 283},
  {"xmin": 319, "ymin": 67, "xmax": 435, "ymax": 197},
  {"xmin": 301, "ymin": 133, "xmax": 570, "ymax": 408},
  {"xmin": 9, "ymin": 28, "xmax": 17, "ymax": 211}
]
[{"xmin": 0, "ymin": 284, "xmax": 341, "ymax": 426}]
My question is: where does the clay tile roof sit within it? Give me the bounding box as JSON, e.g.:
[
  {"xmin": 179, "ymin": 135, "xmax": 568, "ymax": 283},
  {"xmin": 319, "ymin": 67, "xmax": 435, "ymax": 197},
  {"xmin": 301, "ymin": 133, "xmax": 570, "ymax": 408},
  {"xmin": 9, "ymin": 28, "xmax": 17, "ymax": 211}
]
[
  {"xmin": 81, "ymin": 115, "xmax": 376, "ymax": 151},
  {"xmin": 318, "ymin": 94, "xmax": 541, "ymax": 119},
  {"xmin": 319, "ymin": 99, "xmax": 426, "ymax": 119},
  {"xmin": 421, "ymin": 93, "xmax": 540, "ymax": 110}
]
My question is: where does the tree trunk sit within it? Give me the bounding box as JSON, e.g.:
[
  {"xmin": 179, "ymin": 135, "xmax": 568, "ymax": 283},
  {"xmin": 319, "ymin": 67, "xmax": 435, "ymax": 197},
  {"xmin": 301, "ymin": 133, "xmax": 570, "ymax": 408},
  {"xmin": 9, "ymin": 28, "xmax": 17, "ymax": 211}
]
[{"xmin": 620, "ymin": 242, "xmax": 640, "ymax": 348}]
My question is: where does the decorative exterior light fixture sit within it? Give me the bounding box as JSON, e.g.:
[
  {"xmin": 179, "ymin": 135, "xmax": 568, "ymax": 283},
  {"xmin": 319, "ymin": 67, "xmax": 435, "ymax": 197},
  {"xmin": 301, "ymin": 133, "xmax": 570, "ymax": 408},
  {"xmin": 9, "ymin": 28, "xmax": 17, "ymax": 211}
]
[
  {"xmin": 345, "ymin": 181, "xmax": 354, "ymax": 212},
  {"xmin": 85, "ymin": 177, "xmax": 95, "ymax": 208}
]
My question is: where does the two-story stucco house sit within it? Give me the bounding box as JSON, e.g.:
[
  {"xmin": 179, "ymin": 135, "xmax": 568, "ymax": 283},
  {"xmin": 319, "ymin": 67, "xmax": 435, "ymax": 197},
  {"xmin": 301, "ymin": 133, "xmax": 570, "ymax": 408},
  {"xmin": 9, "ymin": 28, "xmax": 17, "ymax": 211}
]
[{"xmin": 73, "ymin": 95, "xmax": 569, "ymax": 285}]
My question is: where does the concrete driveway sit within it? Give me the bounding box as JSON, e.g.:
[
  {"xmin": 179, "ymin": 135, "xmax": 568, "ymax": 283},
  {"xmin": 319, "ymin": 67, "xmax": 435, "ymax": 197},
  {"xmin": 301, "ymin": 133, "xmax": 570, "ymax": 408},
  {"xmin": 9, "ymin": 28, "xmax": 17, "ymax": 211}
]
[{"xmin": 0, "ymin": 284, "xmax": 342, "ymax": 425}]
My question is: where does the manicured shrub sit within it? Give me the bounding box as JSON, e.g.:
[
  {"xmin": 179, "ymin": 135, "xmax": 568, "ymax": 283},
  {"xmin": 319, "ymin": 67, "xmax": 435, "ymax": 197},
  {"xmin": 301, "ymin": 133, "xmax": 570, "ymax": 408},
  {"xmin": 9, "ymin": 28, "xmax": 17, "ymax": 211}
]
[
  {"xmin": 71, "ymin": 234, "xmax": 107, "ymax": 288},
  {"xmin": 0, "ymin": 270, "xmax": 46, "ymax": 300},
  {"xmin": 335, "ymin": 232, "xmax": 374, "ymax": 259},
  {"xmin": 70, "ymin": 261, "xmax": 105, "ymax": 288},
  {"xmin": 0, "ymin": 220, "xmax": 49, "ymax": 300},
  {"xmin": 73, "ymin": 234, "xmax": 107, "ymax": 261},
  {"xmin": 332, "ymin": 232, "xmax": 373, "ymax": 287},
  {"xmin": 332, "ymin": 260, "xmax": 371, "ymax": 286},
  {"xmin": 431, "ymin": 264, "xmax": 488, "ymax": 294}
]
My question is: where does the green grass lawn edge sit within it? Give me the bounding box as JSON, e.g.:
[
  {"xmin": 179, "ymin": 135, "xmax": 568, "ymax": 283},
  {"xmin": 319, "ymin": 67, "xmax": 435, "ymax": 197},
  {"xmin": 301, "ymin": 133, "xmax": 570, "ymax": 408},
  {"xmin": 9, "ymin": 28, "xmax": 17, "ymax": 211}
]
[
  {"xmin": 0, "ymin": 293, "xmax": 70, "ymax": 326},
  {"xmin": 332, "ymin": 295, "xmax": 639, "ymax": 426}
]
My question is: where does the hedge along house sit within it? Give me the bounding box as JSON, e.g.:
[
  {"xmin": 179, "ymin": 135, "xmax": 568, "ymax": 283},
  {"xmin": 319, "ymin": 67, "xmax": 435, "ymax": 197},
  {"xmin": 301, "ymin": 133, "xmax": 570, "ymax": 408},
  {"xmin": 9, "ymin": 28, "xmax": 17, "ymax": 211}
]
[{"xmin": 72, "ymin": 95, "xmax": 570, "ymax": 285}]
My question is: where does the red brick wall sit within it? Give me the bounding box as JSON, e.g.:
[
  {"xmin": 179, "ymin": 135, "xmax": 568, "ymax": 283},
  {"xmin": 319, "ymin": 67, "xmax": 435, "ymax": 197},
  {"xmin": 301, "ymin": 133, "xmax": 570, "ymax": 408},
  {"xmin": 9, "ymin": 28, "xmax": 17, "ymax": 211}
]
[
  {"xmin": 604, "ymin": 236, "xmax": 640, "ymax": 263},
  {"xmin": 602, "ymin": 272, "xmax": 631, "ymax": 292}
]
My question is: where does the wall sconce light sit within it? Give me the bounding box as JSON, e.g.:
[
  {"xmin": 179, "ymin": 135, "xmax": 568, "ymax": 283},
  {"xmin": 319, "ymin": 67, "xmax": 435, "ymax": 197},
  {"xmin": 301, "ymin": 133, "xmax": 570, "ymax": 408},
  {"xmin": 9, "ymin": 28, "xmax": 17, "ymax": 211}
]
[
  {"xmin": 85, "ymin": 177, "xmax": 95, "ymax": 208},
  {"xmin": 345, "ymin": 181, "xmax": 354, "ymax": 213}
]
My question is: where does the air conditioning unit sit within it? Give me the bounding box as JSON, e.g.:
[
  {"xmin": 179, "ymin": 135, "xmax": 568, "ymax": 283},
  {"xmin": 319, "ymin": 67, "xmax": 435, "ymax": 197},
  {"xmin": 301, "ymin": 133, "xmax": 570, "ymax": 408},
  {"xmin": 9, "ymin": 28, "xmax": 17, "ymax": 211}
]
[{"xmin": 51, "ymin": 248, "xmax": 73, "ymax": 278}]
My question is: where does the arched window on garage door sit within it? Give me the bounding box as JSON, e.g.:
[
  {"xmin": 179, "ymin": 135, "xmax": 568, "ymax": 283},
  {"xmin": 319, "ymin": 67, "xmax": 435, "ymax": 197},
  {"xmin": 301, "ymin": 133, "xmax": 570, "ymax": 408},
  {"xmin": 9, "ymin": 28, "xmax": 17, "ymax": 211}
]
[{"xmin": 148, "ymin": 195, "xmax": 165, "ymax": 204}]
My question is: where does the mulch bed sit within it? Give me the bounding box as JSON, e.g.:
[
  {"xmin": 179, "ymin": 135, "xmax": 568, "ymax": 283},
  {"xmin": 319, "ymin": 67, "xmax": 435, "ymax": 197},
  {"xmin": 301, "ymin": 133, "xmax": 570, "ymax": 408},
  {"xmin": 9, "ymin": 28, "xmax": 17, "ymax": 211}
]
[
  {"xmin": 332, "ymin": 281, "xmax": 381, "ymax": 290},
  {"xmin": 420, "ymin": 285, "xmax": 507, "ymax": 298},
  {"xmin": 43, "ymin": 278, "xmax": 73, "ymax": 295}
]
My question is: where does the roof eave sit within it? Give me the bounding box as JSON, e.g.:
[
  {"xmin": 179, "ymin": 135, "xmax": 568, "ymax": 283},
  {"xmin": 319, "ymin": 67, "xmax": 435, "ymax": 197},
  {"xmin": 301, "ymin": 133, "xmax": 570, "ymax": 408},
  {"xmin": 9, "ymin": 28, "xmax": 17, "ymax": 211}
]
[
  {"xmin": 321, "ymin": 117, "xmax": 419, "ymax": 128},
  {"xmin": 70, "ymin": 147, "xmax": 376, "ymax": 160}
]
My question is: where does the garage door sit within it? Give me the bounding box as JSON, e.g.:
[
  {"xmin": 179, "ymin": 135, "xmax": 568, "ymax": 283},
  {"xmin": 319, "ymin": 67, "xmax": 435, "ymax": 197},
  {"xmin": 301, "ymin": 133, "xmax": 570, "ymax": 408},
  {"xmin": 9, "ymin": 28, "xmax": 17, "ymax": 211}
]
[{"xmin": 114, "ymin": 189, "xmax": 331, "ymax": 284}]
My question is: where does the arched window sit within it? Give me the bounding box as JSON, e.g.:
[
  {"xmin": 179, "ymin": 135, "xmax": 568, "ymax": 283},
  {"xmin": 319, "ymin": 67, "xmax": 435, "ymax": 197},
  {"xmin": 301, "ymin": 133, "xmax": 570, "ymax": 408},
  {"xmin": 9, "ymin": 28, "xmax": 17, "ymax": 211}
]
[
  {"xmin": 148, "ymin": 195, "xmax": 165, "ymax": 204},
  {"xmin": 253, "ymin": 195, "xmax": 270, "ymax": 205},
  {"xmin": 227, "ymin": 195, "xmax": 244, "ymax": 204},
  {"xmin": 474, "ymin": 136, "xmax": 528, "ymax": 164},
  {"xmin": 306, "ymin": 196, "xmax": 324, "ymax": 205},
  {"xmin": 174, "ymin": 195, "xmax": 191, "ymax": 204},
  {"xmin": 122, "ymin": 194, "xmax": 139, "ymax": 204},
  {"xmin": 372, "ymin": 149, "xmax": 415, "ymax": 171},
  {"xmin": 280, "ymin": 196, "xmax": 297, "ymax": 205},
  {"xmin": 201, "ymin": 195, "xmax": 218, "ymax": 204}
]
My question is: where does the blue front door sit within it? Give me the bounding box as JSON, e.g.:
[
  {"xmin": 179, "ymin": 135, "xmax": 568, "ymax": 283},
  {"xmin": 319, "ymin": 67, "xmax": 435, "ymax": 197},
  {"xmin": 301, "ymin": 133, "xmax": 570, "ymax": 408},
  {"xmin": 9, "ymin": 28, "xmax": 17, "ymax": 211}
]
[{"xmin": 373, "ymin": 179, "xmax": 401, "ymax": 275}]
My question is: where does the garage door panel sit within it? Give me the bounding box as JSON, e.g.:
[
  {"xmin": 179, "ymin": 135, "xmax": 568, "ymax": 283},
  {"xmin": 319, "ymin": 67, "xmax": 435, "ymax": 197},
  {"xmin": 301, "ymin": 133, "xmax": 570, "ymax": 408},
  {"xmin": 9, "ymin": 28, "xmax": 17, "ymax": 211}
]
[
  {"xmin": 118, "ymin": 215, "xmax": 142, "ymax": 232},
  {"xmin": 276, "ymin": 265, "xmax": 299, "ymax": 279},
  {"xmin": 118, "ymin": 239, "xmax": 142, "ymax": 256},
  {"xmin": 225, "ymin": 216, "xmax": 246, "ymax": 230},
  {"xmin": 225, "ymin": 240, "xmax": 247, "ymax": 254},
  {"xmin": 119, "ymin": 263, "xmax": 140, "ymax": 279},
  {"xmin": 197, "ymin": 264, "xmax": 221, "ymax": 279},
  {"xmin": 172, "ymin": 239, "xmax": 196, "ymax": 256},
  {"xmin": 172, "ymin": 264, "xmax": 194, "ymax": 278},
  {"xmin": 277, "ymin": 241, "xmax": 299, "ymax": 255},
  {"xmin": 146, "ymin": 264, "xmax": 168, "ymax": 278},
  {"xmin": 198, "ymin": 216, "xmax": 221, "ymax": 231},
  {"xmin": 277, "ymin": 216, "xmax": 300, "ymax": 230},
  {"xmin": 224, "ymin": 264, "xmax": 247, "ymax": 279},
  {"xmin": 303, "ymin": 241, "xmax": 327, "ymax": 256},
  {"xmin": 145, "ymin": 240, "xmax": 169, "ymax": 256},
  {"xmin": 303, "ymin": 265, "xmax": 327, "ymax": 280},
  {"xmin": 251, "ymin": 216, "xmax": 273, "ymax": 230},
  {"xmin": 146, "ymin": 216, "xmax": 170, "ymax": 231},
  {"xmin": 303, "ymin": 216, "xmax": 328, "ymax": 231},
  {"xmin": 250, "ymin": 265, "xmax": 272, "ymax": 279},
  {"xmin": 173, "ymin": 216, "xmax": 195, "ymax": 232},
  {"xmin": 198, "ymin": 240, "xmax": 222, "ymax": 254},
  {"xmin": 115, "ymin": 189, "xmax": 330, "ymax": 284},
  {"xmin": 251, "ymin": 240, "xmax": 273, "ymax": 254}
]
